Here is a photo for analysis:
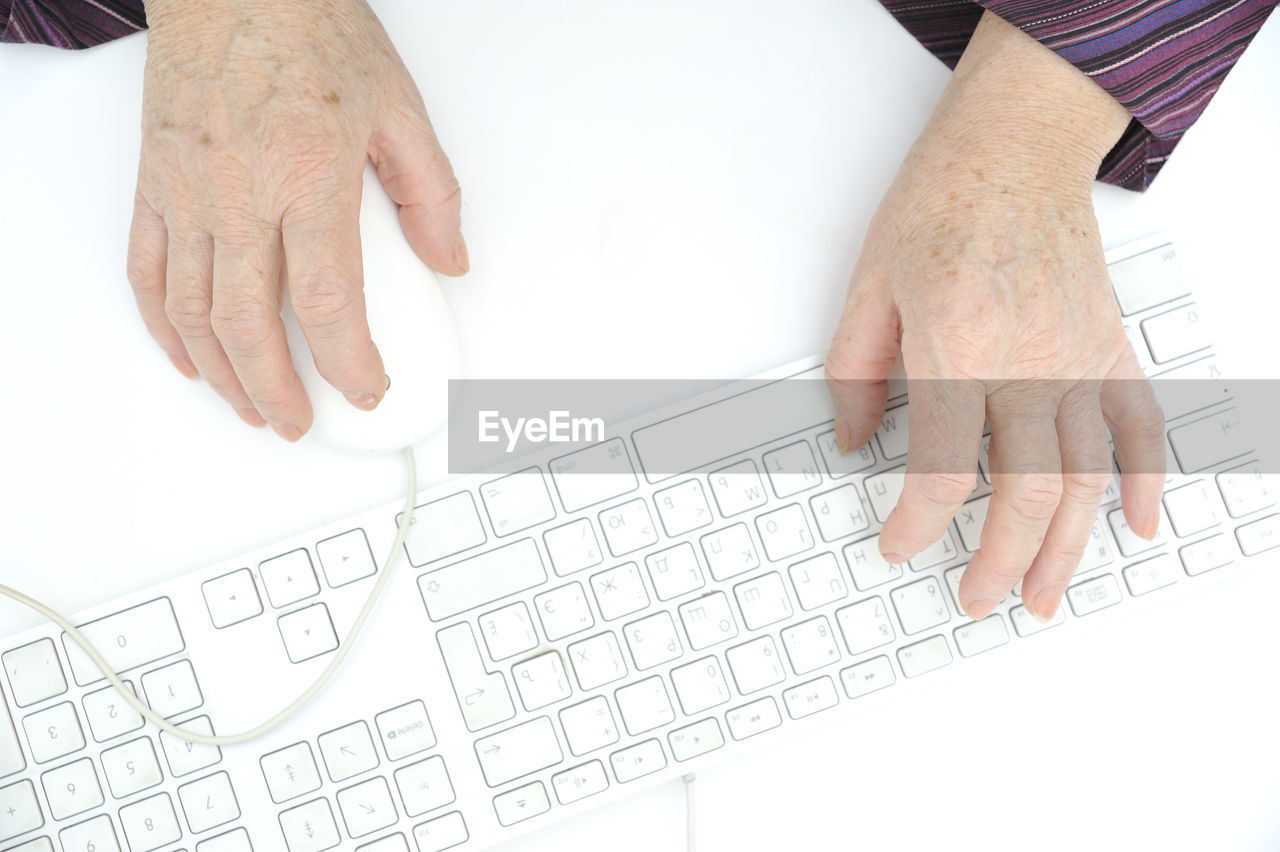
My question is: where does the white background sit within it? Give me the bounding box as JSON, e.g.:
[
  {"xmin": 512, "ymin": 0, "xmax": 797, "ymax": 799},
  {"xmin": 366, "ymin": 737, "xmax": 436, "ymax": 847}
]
[{"xmin": 1, "ymin": 1, "xmax": 1278, "ymax": 850}]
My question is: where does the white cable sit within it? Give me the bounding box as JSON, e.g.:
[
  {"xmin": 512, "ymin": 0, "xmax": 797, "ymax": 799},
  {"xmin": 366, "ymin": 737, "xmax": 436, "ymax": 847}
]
[
  {"xmin": 0, "ymin": 446, "xmax": 418, "ymax": 747},
  {"xmin": 682, "ymin": 773, "xmax": 697, "ymax": 852}
]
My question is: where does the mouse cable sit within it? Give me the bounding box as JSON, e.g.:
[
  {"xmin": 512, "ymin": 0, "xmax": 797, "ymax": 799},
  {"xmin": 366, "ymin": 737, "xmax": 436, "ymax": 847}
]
[
  {"xmin": 0, "ymin": 446, "xmax": 418, "ymax": 748},
  {"xmin": 683, "ymin": 772, "xmax": 697, "ymax": 852}
]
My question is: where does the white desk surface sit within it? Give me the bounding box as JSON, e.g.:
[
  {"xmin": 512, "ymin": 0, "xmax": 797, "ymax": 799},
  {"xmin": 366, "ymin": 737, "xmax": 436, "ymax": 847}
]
[{"xmin": 2, "ymin": 1, "xmax": 1278, "ymax": 850}]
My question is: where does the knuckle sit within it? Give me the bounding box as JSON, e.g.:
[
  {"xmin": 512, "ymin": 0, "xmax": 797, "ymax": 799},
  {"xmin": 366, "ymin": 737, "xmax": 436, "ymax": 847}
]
[
  {"xmin": 126, "ymin": 248, "xmax": 164, "ymax": 294},
  {"xmin": 291, "ymin": 272, "xmax": 359, "ymax": 334},
  {"xmin": 1004, "ymin": 474, "xmax": 1063, "ymax": 523},
  {"xmin": 164, "ymin": 292, "xmax": 212, "ymax": 335},
  {"xmin": 914, "ymin": 471, "xmax": 977, "ymax": 506},
  {"xmin": 1131, "ymin": 401, "xmax": 1167, "ymax": 445},
  {"xmin": 1062, "ymin": 471, "xmax": 1110, "ymax": 500},
  {"xmin": 210, "ymin": 295, "xmax": 276, "ymax": 351}
]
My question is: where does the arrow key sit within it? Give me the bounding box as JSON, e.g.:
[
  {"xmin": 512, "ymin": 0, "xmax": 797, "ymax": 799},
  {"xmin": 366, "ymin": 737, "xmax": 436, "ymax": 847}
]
[
  {"xmin": 493, "ymin": 781, "xmax": 551, "ymax": 827},
  {"xmin": 201, "ymin": 568, "xmax": 263, "ymax": 629},
  {"xmin": 279, "ymin": 797, "xmax": 340, "ymax": 852}
]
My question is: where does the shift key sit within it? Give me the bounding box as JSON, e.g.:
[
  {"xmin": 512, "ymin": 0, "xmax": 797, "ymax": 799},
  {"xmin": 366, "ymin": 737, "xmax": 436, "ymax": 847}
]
[{"xmin": 419, "ymin": 538, "xmax": 546, "ymax": 621}]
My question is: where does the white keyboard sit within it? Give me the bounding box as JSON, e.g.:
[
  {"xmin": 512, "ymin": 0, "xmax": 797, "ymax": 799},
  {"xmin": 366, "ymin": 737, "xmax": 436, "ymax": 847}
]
[{"xmin": 2, "ymin": 235, "xmax": 1277, "ymax": 852}]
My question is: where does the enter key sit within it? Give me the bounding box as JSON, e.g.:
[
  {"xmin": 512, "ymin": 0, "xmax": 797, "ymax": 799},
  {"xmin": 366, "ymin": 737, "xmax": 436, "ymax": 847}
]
[{"xmin": 437, "ymin": 623, "xmax": 516, "ymax": 732}]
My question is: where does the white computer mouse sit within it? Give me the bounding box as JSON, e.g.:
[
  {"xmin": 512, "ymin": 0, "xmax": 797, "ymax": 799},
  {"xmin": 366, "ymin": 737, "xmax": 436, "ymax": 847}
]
[{"xmin": 283, "ymin": 164, "xmax": 462, "ymax": 454}]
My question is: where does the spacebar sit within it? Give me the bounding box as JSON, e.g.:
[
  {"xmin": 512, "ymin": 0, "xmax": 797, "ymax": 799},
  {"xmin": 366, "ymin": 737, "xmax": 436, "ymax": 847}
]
[{"xmin": 418, "ymin": 538, "xmax": 547, "ymax": 621}]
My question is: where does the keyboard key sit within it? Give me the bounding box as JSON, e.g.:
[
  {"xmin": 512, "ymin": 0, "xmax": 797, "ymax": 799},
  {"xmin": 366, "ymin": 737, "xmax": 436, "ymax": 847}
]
[
  {"xmin": 734, "ymin": 572, "xmax": 794, "ymax": 630},
  {"xmin": 708, "ymin": 459, "xmax": 768, "ymax": 517},
  {"xmin": 700, "ymin": 524, "xmax": 760, "ymax": 581},
  {"xmin": 317, "ymin": 529, "xmax": 377, "ymax": 588},
  {"xmin": 782, "ymin": 676, "xmax": 839, "ymax": 719},
  {"xmin": 670, "ymin": 656, "xmax": 731, "ymax": 715},
  {"xmin": 198, "ymin": 827, "xmax": 253, "ymax": 852},
  {"xmin": 318, "ymin": 721, "xmax": 379, "ymax": 783},
  {"xmin": 654, "ymin": 479, "xmax": 713, "ymax": 536},
  {"xmin": 1179, "ymin": 534, "xmax": 1235, "ymax": 576},
  {"xmin": 23, "ymin": 701, "xmax": 85, "ymax": 763},
  {"xmin": 260, "ymin": 741, "xmax": 323, "ymax": 804},
  {"xmin": 394, "ymin": 755, "xmax": 455, "ymax": 817},
  {"xmin": 1077, "ymin": 519, "xmax": 1116, "ymax": 575},
  {"xmin": 645, "ymin": 543, "xmax": 705, "ymax": 601},
  {"xmin": 590, "ymin": 562, "xmax": 650, "ymax": 621},
  {"xmin": 1141, "ymin": 304, "xmax": 1211, "ymax": 363},
  {"xmin": 835, "ymin": 596, "xmax": 895, "ymax": 656},
  {"xmin": 336, "ymin": 776, "xmax": 397, "ymax": 838},
  {"xmin": 3, "ymin": 638, "xmax": 68, "ymax": 706},
  {"xmin": 535, "ymin": 582, "xmax": 595, "ymax": 642},
  {"xmin": 375, "ymin": 700, "xmax": 435, "ymax": 761},
  {"xmin": 725, "ymin": 697, "xmax": 782, "ymax": 741},
  {"xmin": 419, "ymin": 538, "xmax": 547, "ymax": 621},
  {"xmin": 549, "ymin": 438, "xmax": 639, "ymax": 512},
  {"xmin": 816, "ymin": 431, "xmax": 876, "ymax": 478},
  {"xmin": 875, "ymin": 405, "xmax": 909, "ymax": 460},
  {"xmin": 101, "ymin": 736, "xmax": 163, "ymax": 799},
  {"xmin": 543, "ymin": 518, "xmax": 604, "ymax": 576},
  {"xmin": 909, "ymin": 530, "xmax": 959, "ymax": 571},
  {"xmin": 567, "ymin": 632, "xmax": 628, "ymax": 691},
  {"xmin": 477, "ymin": 602, "xmax": 538, "ymax": 661},
  {"xmin": 1168, "ymin": 408, "xmax": 1248, "ymax": 473},
  {"xmin": 62, "ymin": 598, "xmax": 185, "ymax": 686},
  {"xmin": 0, "ymin": 689, "xmax": 24, "ymax": 779},
  {"xmin": 755, "ymin": 504, "xmax": 815, "ymax": 561},
  {"xmin": 864, "ymin": 466, "xmax": 905, "ymax": 523},
  {"xmin": 480, "ymin": 468, "xmax": 556, "ymax": 536},
  {"xmin": 259, "ymin": 549, "xmax": 320, "ymax": 609},
  {"xmin": 278, "ymin": 604, "xmax": 339, "ymax": 664},
  {"xmin": 763, "ymin": 440, "xmax": 822, "ymax": 497},
  {"xmin": 610, "ymin": 739, "xmax": 666, "ymax": 783},
  {"xmin": 599, "ymin": 499, "xmax": 659, "ymax": 556},
  {"xmin": 669, "ymin": 718, "xmax": 725, "ymax": 762},
  {"xmin": 178, "ymin": 771, "xmax": 240, "ymax": 834},
  {"xmin": 897, "ymin": 635, "xmax": 952, "ymax": 678},
  {"xmin": 142, "ymin": 659, "xmax": 203, "ymax": 719},
  {"xmin": 788, "ymin": 552, "xmax": 848, "ymax": 611},
  {"xmin": 890, "ymin": 577, "xmax": 951, "ymax": 635},
  {"xmin": 725, "ymin": 636, "xmax": 786, "ymax": 694},
  {"xmin": 119, "ymin": 792, "xmax": 182, "ymax": 852},
  {"xmin": 615, "ymin": 677, "xmax": 675, "ymax": 735},
  {"xmin": 400, "ymin": 492, "xmax": 486, "ymax": 567},
  {"xmin": 954, "ymin": 496, "xmax": 990, "ymax": 552},
  {"xmin": 60, "ymin": 815, "xmax": 119, "ymax": 852},
  {"xmin": 493, "ymin": 781, "xmax": 550, "ymax": 826},
  {"xmin": 558, "ymin": 696, "xmax": 620, "ymax": 756},
  {"xmin": 843, "ymin": 535, "xmax": 906, "ymax": 591},
  {"xmin": 1108, "ymin": 507, "xmax": 1168, "ymax": 557},
  {"xmin": 1067, "ymin": 574, "xmax": 1123, "ymax": 617},
  {"xmin": 552, "ymin": 760, "xmax": 609, "ymax": 805},
  {"xmin": 839, "ymin": 655, "xmax": 896, "ymax": 699},
  {"xmin": 809, "ymin": 484, "xmax": 870, "ymax": 543},
  {"xmin": 201, "ymin": 569, "xmax": 263, "ymax": 629},
  {"xmin": 1009, "ymin": 603, "xmax": 1066, "ymax": 637},
  {"xmin": 279, "ymin": 797, "xmax": 340, "ymax": 852},
  {"xmin": 1217, "ymin": 460, "xmax": 1276, "ymax": 518},
  {"xmin": 411, "ymin": 811, "xmax": 468, "ymax": 851},
  {"xmin": 622, "ymin": 613, "xmax": 683, "ymax": 672},
  {"xmin": 0, "ymin": 780, "xmax": 43, "ymax": 843},
  {"xmin": 82, "ymin": 680, "xmax": 145, "ymax": 743},
  {"xmin": 1151, "ymin": 356, "xmax": 1232, "ymax": 421},
  {"xmin": 512, "ymin": 652, "xmax": 573, "ymax": 710},
  {"xmin": 678, "ymin": 592, "xmax": 740, "ymax": 650},
  {"xmin": 1163, "ymin": 481, "xmax": 1226, "ymax": 537},
  {"xmin": 953, "ymin": 615, "xmax": 1009, "ymax": 658},
  {"xmin": 1108, "ymin": 243, "xmax": 1190, "ymax": 315},
  {"xmin": 159, "ymin": 715, "xmax": 221, "ymax": 777},
  {"xmin": 9, "ymin": 835, "xmax": 52, "ymax": 852},
  {"xmin": 1236, "ymin": 513, "xmax": 1280, "ymax": 556},
  {"xmin": 780, "ymin": 617, "xmax": 840, "ymax": 675},
  {"xmin": 1123, "ymin": 554, "xmax": 1181, "ymax": 596},
  {"xmin": 40, "ymin": 756, "xmax": 102, "ymax": 820},
  {"xmin": 475, "ymin": 717, "xmax": 563, "ymax": 787}
]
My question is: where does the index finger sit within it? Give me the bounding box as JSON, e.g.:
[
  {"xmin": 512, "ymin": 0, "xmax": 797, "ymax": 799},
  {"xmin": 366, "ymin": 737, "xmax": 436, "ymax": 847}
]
[{"xmin": 282, "ymin": 175, "xmax": 387, "ymax": 410}]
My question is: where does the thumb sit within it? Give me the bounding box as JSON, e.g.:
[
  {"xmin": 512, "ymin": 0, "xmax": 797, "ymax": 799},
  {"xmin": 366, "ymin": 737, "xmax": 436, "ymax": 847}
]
[
  {"xmin": 371, "ymin": 111, "xmax": 468, "ymax": 276},
  {"xmin": 824, "ymin": 279, "xmax": 901, "ymax": 453}
]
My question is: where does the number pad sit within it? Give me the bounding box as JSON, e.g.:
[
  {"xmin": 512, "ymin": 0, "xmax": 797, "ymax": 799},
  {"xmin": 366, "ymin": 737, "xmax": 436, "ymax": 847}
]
[
  {"xmin": 59, "ymin": 814, "xmax": 121, "ymax": 852},
  {"xmin": 3, "ymin": 638, "xmax": 68, "ymax": 707},
  {"xmin": 119, "ymin": 792, "xmax": 182, "ymax": 852},
  {"xmin": 82, "ymin": 681, "xmax": 144, "ymax": 743},
  {"xmin": 40, "ymin": 756, "xmax": 102, "ymax": 820},
  {"xmin": 101, "ymin": 736, "xmax": 163, "ymax": 799},
  {"xmin": 23, "ymin": 701, "xmax": 85, "ymax": 763}
]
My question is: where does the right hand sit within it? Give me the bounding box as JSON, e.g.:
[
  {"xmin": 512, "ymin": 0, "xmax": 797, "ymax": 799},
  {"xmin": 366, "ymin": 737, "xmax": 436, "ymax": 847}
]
[{"xmin": 128, "ymin": 0, "xmax": 467, "ymax": 441}]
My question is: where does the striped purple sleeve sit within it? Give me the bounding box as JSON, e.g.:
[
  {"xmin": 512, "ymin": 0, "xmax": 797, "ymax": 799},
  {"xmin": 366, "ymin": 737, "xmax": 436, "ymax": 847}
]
[
  {"xmin": 1, "ymin": 0, "xmax": 145, "ymax": 49},
  {"xmin": 878, "ymin": 0, "xmax": 1278, "ymax": 189}
]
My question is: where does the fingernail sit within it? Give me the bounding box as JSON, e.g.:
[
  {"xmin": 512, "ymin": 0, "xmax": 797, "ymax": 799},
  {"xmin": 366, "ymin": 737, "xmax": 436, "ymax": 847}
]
[
  {"xmin": 962, "ymin": 597, "xmax": 999, "ymax": 620},
  {"xmin": 271, "ymin": 421, "xmax": 303, "ymax": 442},
  {"xmin": 1139, "ymin": 515, "xmax": 1160, "ymax": 540},
  {"xmin": 881, "ymin": 551, "xmax": 908, "ymax": 564},
  {"xmin": 345, "ymin": 391, "xmax": 381, "ymax": 411},
  {"xmin": 834, "ymin": 419, "xmax": 851, "ymax": 453},
  {"xmin": 235, "ymin": 407, "xmax": 267, "ymax": 427},
  {"xmin": 168, "ymin": 352, "xmax": 198, "ymax": 379},
  {"xmin": 453, "ymin": 235, "xmax": 470, "ymax": 274},
  {"xmin": 1031, "ymin": 584, "xmax": 1066, "ymax": 623}
]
